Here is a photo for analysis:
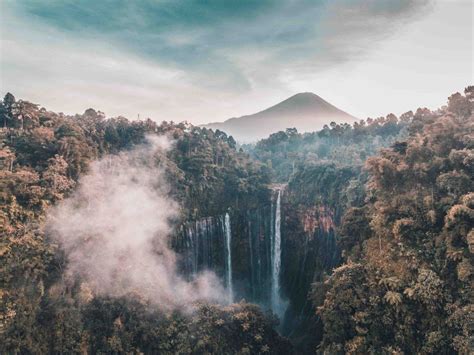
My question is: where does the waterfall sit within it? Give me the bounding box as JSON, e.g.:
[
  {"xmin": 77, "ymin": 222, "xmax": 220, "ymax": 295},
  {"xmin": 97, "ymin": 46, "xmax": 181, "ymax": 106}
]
[
  {"xmin": 179, "ymin": 204, "xmax": 283, "ymax": 309},
  {"xmin": 189, "ymin": 227, "xmax": 198, "ymax": 275},
  {"xmin": 272, "ymin": 190, "xmax": 283, "ymax": 315},
  {"xmin": 248, "ymin": 216, "xmax": 255, "ymax": 298},
  {"xmin": 224, "ymin": 213, "xmax": 233, "ymax": 302}
]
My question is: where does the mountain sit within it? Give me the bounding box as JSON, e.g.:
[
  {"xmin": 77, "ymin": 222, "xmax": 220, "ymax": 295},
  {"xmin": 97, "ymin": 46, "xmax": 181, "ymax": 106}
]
[{"xmin": 203, "ymin": 92, "xmax": 357, "ymax": 142}]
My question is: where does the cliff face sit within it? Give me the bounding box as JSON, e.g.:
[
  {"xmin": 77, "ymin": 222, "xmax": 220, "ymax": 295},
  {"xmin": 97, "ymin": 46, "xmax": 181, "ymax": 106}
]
[
  {"xmin": 279, "ymin": 163, "xmax": 362, "ymax": 351},
  {"xmin": 163, "ymin": 130, "xmax": 363, "ymax": 353},
  {"xmin": 301, "ymin": 206, "xmax": 335, "ymax": 235},
  {"xmin": 280, "ymin": 198, "xmax": 341, "ymax": 351},
  {"xmin": 171, "ymin": 203, "xmax": 276, "ymax": 307},
  {"xmin": 171, "ymin": 173, "xmax": 350, "ymax": 353}
]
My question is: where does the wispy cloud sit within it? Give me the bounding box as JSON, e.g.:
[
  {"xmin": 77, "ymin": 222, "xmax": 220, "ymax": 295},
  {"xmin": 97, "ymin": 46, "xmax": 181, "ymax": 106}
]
[
  {"xmin": 6, "ymin": 0, "xmax": 430, "ymax": 89},
  {"xmin": 2, "ymin": 0, "xmax": 462, "ymax": 124}
]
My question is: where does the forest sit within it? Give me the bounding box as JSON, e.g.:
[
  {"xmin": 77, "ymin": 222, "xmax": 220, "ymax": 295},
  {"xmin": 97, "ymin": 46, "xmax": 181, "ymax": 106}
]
[{"xmin": 1, "ymin": 87, "xmax": 473, "ymax": 354}]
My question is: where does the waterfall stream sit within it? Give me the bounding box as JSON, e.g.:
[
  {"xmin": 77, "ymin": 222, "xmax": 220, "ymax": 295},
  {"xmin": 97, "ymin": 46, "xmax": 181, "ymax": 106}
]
[
  {"xmin": 224, "ymin": 213, "xmax": 233, "ymax": 302},
  {"xmin": 272, "ymin": 190, "xmax": 283, "ymax": 316},
  {"xmin": 174, "ymin": 189, "xmax": 338, "ymax": 334},
  {"xmin": 176, "ymin": 198, "xmax": 285, "ymax": 314}
]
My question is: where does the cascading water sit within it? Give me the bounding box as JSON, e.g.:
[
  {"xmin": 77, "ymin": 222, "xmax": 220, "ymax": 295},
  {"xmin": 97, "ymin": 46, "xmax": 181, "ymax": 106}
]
[
  {"xmin": 176, "ymin": 202, "xmax": 284, "ymax": 311},
  {"xmin": 189, "ymin": 227, "xmax": 198, "ymax": 275},
  {"xmin": 272, "ymin": 190, "xmax": 283, "ymax": 316},
  {"xmin": 224, "ymin": 212, "xmax": 233, "ymax": 302},
  {"xmin": 175, "ymin": 188, "xmax": 337, "ymax": 339}
]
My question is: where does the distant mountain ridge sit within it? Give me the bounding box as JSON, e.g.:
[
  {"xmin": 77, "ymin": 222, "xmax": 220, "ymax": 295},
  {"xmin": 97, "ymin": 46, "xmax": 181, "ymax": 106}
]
[{"xmin": 203, "ymin": 92, "xmax": 357, "ymax": 142}]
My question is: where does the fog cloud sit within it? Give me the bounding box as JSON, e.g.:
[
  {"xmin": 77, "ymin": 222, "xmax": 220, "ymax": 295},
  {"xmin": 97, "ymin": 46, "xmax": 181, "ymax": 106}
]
[{"xmin": 47, "ymin": 136, "xmax": 225, "ymax": 310}]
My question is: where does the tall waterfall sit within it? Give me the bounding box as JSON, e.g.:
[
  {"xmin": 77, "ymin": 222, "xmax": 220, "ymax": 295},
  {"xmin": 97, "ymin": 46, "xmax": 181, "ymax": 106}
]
[
  {"xmin": 176, "ymin": 203, "xmax": 283, "ymax": 310},
  {"xmin": 272, "ymin": 190, "xmax": 283, "ymax": 315},
  {"xmin": 224, "ymin": 213, "xmax": 233, "ymax": 302}
]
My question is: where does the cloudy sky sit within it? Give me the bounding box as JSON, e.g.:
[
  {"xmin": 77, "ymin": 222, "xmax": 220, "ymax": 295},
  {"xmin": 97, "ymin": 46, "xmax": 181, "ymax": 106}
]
[{"xmin": 0, "ymin": 0, "xmax": 472, "ymax": 124}]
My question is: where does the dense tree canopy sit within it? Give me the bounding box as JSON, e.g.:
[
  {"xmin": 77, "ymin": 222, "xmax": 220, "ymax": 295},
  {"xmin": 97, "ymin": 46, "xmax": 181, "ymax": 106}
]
[
  {"xmin": 0, "ymin": 94, "xmax": 281, "ymax": 354},
  {"xmin": 244, "ymin": 113, "xmax": 410, "ymax": 182},
  {"xmin": 313, "ymin": 88, "xmax": 474, "ymax": 354},
  {"xmin": 1, "ymin": 87, "xmax": 472, "ymax": 354}
]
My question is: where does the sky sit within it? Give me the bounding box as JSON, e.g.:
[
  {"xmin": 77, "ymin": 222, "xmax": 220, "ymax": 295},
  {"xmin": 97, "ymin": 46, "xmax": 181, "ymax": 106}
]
[{"xmin": 0, "ymin": 0, "xmax": 472, "ymax": 124}]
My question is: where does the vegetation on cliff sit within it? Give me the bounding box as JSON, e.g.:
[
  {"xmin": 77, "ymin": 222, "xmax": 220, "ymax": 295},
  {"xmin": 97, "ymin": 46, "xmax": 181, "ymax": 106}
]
[
  {"xmin": 1, "ymin": 87, "xmax": 472, "ymax": 354},
  {"xmin": 313, "ymin": 87, "xmax": 473, "ymax": 354},
  {"xmin": 0, "ymin": 94, "xmax": 284, "ymax": 354}
]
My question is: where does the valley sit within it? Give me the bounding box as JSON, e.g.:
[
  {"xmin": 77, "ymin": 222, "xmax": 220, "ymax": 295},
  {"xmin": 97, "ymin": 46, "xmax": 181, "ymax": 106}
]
[{"xmin": 1, "ymin": 88, "xmax": 473, "ymax": 354}]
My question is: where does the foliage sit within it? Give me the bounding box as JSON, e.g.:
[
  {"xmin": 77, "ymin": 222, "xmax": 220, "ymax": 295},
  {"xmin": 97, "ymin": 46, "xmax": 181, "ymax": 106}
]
[
  {"xmin": 0, "ymin": 93, "xmax": 278, "ymax": 354},
  {"xmin": 315, "ymin": 88, "xmax": 474, "ymax": 354},
  {"xmin": 2, "ymin": 87, "xmax": 473, "ymax": 354},
  {"xmin": 245, "ymin": 113, "xmax": 410, "ymax": 182}
]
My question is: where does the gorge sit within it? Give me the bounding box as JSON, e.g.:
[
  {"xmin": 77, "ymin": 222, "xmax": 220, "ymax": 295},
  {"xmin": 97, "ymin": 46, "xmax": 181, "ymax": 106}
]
[
  {"xmin": 172, "ymin": 182, "xmax": 342, "ymax": 349},
  {"xmin": 1, "ymin": 0, "xmax": 471, "ymax": 352},
  {"xmin": 174, "ymin": 189, "xmax": 290, "ymax": 315},
  {"xmin": 1, "ymin": 88, "xmax": 473, "ymax": 354}
]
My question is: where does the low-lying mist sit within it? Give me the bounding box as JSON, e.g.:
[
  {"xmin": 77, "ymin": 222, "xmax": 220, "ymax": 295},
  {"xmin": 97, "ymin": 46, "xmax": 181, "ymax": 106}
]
[{"xmin": 47, "ymin": 136, "xmax": 225, "ymax": 311}]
